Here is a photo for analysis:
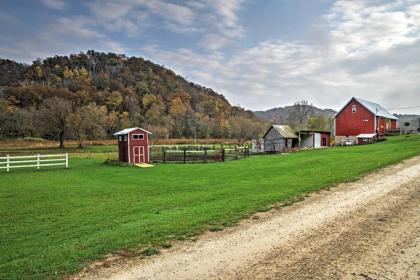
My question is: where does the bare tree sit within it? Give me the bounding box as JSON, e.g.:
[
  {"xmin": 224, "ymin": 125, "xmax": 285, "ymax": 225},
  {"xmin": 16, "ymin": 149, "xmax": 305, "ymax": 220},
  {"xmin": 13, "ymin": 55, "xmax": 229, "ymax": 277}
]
[{"xmin": 293, "ymin": 100, "xmax": 313, "ymax": 127}]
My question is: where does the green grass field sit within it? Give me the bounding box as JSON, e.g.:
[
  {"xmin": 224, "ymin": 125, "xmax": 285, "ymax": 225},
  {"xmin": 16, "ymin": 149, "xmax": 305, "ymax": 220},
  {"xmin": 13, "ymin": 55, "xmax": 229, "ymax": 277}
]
[{"xmin": 1, "ymin": 135, "xmax": 419, "ymax": 279}]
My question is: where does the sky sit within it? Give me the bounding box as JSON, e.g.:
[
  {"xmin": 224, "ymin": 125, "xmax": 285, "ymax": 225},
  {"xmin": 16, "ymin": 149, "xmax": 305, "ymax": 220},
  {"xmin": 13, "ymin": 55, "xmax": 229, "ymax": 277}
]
[{"xmin": 0, "ymin": 0, "xmax": 420, "ymax": 114}]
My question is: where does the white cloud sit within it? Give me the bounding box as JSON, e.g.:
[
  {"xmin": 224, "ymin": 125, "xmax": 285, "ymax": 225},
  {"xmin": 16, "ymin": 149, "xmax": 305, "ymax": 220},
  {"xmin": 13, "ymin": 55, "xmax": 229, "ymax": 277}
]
[
  {"xmin": 40, "ymin": 0, "xmax": 67, "ymax": 11},
  {"xmin": 0, "ymin": 15, "xmax": 126, "ymax": 62},
  {"xmin": 326, "ymin": 0, "xmax": 420, "ymax": 58},
  {"xmin": 142, "ymin": 0, "xmax": 420, "ymax": 113},
  {"xmin": 85, "ymin": 0, "xmax": 244, "ymax": 49}
]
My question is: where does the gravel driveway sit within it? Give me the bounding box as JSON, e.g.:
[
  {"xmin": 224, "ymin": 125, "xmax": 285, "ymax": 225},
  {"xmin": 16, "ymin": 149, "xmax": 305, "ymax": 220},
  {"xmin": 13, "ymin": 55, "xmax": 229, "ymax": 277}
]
[{"xmin": 75, "ymin": 156, "xmax": 420, "ymax": 280}]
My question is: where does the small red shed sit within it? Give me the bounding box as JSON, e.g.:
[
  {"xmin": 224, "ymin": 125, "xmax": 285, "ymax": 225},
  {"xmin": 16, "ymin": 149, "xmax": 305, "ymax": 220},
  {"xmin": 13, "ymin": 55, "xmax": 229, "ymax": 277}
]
[{"xmin": 113, "ymin": 127, "xmax": 152, "ymax": 164}]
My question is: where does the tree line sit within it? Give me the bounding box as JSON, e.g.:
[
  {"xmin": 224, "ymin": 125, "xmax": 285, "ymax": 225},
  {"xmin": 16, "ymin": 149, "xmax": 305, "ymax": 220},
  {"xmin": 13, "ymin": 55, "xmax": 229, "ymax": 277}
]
[{"xmin": 0, "ymin": 51, "xmax": 266, "ymax": 147}]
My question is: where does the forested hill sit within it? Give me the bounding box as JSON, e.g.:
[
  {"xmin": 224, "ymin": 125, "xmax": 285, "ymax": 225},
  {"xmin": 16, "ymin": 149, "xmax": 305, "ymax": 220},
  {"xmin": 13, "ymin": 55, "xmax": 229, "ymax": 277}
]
[
  {"xmin": 0, "ymin": 51, "xmax": 266, "ymax": 146},
  {"xmin": 254, "ymin": 104, "xmax": 336, "ymax": 124}
]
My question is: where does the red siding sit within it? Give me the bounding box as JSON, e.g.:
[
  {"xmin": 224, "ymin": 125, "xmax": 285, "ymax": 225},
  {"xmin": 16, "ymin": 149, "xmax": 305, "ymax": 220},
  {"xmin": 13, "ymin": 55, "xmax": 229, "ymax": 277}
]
[
  {"xmin": 321, "ymin": 133, "xmax": 330, "ymax": 146},
  {"xmin": 117, "ymin": 128, "xmax": 150, "ymax": 164},
  {"xmin": 357, "ymin": 137, "xmax": 372, "ymax": 145},
  {"xmin": 335, "ymin": 99, "xmax": 375, "ymax": 136},
  {"xmin": 391, "ymin": 119, "xmax": 397, "ymax": 129},
  {"xmin": 118, "ymin": 141, "xmax": 128, "ymax": 162},
  {"xmin": 377, "ymin": 117, "xmax": 394, "ymax": 135},
  {"xmin": 128, "ymin": 129, "xmax": 149, "ymax": 164}
]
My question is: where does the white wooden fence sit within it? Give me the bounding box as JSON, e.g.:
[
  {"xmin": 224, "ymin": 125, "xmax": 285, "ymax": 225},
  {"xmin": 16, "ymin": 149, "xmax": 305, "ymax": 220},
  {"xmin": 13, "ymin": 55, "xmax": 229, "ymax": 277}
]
[{"xmin": 0, "ymin": 154, "xmax": 68, "ymax": 172}]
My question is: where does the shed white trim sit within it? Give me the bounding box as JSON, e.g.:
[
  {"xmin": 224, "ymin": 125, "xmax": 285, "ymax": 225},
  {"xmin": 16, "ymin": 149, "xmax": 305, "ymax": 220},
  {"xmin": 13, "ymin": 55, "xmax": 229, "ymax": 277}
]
[{"xmin": 114, "ymin": 127, "xmax": 152, "ymax": 136}]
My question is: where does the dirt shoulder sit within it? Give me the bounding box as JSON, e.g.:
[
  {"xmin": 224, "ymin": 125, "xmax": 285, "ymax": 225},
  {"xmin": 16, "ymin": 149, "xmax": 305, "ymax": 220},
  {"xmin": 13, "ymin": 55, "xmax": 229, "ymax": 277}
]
[{"xmin": 74, "ymin": 156, "xmax": 420, "ymax": 280}]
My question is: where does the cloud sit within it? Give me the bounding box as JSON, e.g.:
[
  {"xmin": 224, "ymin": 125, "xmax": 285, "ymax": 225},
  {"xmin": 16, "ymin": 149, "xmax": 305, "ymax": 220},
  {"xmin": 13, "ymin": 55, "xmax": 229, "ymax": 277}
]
[
  {"xmin": 0, "ymin": 12, "xmax": 18, "ymax": 23},
  {"xmin": 0, "ymin": 15, "xmax": 126, "ymax": 62},
  {"xmin": 326, "ymin": 0, "xmax": 420, "ymax": 58},
  {"xmin": 142, "ymin": 0, "xmax": 420, "ymax": 113},
  {"xmin": 2, "ymin": 0, "xmax": 419, "ymax": 114},
  {"xmin": 85, "ymin": 0, "xmax": 244, "ymax": 49},
  {"xmin": 40, "ymin": 0, "xmax": 67, "ymax": 11}
]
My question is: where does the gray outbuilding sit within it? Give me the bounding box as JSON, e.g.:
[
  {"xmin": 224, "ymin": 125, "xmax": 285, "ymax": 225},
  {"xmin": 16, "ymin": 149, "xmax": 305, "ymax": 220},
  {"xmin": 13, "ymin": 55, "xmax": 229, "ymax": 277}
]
[
  {"xmin": 263, "ymin": 125, "xmax": 298, "ymax": 152},
  {"xmin": 404, "ymin": 117, "xmax": 420, "ymax": 134}
]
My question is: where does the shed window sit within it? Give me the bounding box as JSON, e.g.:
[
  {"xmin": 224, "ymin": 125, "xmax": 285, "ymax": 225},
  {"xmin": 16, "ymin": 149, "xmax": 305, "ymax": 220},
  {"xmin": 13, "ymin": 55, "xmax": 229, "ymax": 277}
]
[
  {"xmin": 118, "ymin": 135, "xmax": 127, "ymax": 141},
  {"xmin": 132, "ymin": 134, "xmax": 144, "ymax": 140},
  {"xmin": 352, "ymin": 105, "xmax": 357, "ymax": 113}
]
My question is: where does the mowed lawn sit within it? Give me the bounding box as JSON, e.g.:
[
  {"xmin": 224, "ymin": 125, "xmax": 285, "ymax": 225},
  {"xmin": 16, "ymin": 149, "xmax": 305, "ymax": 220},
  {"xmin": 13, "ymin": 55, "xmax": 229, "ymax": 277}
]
[{"xmin": 1, "ymin": 136, "xmax": 419, "ymax": 279}]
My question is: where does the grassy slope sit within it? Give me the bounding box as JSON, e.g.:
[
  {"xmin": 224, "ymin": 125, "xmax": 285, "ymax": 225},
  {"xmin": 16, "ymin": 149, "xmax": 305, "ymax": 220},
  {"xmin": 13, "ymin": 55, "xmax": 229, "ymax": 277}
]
[{"xmin": 1, "ymin": 135, "xmax": 419, "ymax": 279}]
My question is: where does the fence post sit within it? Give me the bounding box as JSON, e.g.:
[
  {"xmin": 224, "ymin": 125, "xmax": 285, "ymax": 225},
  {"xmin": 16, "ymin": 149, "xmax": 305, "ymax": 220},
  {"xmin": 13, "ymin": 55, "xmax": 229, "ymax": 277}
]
[
  {"xmin": 6, "ymin": 154, "xmax": 10, "ymax": 173},
  {"xmin": 37, "ymin": 154, "xmax": 40, "ymax": 170},
  {"xmin": 235, "ymin": 146, "xmax": 238, "ymax": 159},
  {"xmin": 183, "ymin": 148, "xmax": 186, "ymax": 164},
  {"xmin": 222, "ymin": 149, "xmax": 225, "ymax": 162},
  {"xmin": 163, "ymin": 149, "xmax": 166, "ymax": 163},
  {"xmin": 204, "ymin": 149, "xmax": 207, "ymax": 163},
  {"xmin": 65, "ymin": 153, "xmax": 69, "ymax": 168}
]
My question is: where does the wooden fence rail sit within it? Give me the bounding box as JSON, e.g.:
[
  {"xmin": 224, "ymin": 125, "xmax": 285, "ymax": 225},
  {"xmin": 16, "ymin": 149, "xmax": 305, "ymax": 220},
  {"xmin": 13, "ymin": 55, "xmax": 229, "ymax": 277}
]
[{"xmin": 0, "ymin": 154, "xmax": 69, "ymax": 172}]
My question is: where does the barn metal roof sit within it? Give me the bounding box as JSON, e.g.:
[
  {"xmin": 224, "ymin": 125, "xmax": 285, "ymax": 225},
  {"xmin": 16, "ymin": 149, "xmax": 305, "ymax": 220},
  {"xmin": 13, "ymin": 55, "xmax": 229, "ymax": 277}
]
[
  {"xmin": 265, "ymin": 125, "xmax": 298, "ymax": 139},
  {"xmin": 334, "ymin": 97, "xmax": 398, "ymax": 120},
  {"xmin": 113, "ymin": 127, "xmax": 152, "ymax": 136}
]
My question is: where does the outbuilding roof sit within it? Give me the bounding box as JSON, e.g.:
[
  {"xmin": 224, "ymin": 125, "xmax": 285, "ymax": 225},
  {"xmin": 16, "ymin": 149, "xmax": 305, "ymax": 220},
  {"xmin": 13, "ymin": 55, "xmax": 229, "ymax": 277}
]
[
  {"xmin": 113, "ymin": 127, "xmax": 152, "ymax": 136},
  {"xmin": 264, "ymin": 125, "xmax": 298, "ymax": 139},
  {"xmin": 356, "ymin": 133, "xmax": 377, "ymax": 138},
  {"xmin": 334, "ymin": 97, "xmax": 398, "ymax": 120}
]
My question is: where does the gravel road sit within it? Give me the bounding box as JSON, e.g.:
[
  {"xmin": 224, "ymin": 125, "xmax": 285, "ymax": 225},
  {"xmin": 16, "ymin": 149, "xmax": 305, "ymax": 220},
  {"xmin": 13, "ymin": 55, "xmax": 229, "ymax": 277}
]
[{"xmin": 75, "ymin": 156, "xmax": 420, "ymax": 280}]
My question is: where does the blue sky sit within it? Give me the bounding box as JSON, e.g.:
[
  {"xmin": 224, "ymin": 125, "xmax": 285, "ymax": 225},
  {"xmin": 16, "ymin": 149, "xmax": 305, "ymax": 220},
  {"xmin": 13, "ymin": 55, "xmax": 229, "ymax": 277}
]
[{"xmin": 1, "ymin": 0, "xmax": 420, "ymax": 114}]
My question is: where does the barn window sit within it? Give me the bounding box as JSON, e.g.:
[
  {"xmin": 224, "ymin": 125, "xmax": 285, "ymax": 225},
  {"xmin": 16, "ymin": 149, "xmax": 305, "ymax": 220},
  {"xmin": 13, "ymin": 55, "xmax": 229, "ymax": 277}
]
[
  {"xmin": 118, "ymin": 135, "xmax": 127, "ymax": 141},
  {"xmin": 132, "ymin": 134, "xmax": 144, "ymax": 140},
  {"xmin": 352, "ymin": 105, "xmax": 357, "ymax": 113}
]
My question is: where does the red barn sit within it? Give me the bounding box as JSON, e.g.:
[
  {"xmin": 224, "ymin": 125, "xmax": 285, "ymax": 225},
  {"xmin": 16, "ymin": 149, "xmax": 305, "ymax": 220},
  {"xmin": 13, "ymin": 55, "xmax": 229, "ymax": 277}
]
[
  {"xmin": 113, "ymin": 127, "xmax": 152, "ymax": 164},
  {"xmin": 333, "ymin": 97, "xmax": 398, "ymax": 144}
]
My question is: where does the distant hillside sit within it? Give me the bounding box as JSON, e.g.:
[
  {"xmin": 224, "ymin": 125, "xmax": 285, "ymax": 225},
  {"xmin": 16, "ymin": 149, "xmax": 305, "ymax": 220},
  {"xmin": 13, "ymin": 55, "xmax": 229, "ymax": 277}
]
[
  {"xmin": 0, "ymin": 51, "xmax": 266, "ymax": 145},
  {"xmin": 254, "ymin": 105, "xmax": 336, "ymax": 123}
]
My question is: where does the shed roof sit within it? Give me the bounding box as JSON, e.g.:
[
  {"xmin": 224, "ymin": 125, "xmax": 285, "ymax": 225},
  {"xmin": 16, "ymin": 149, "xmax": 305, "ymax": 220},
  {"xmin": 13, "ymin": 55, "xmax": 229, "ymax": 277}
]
[
  {"xmin": 334, "ymin": 97, "xmax": 398, "ymax": 120},
  {"xmin": 113, "ymin": 127, "xmax": 152, "ymax": 136},
  {"xmin": 299, "ymin": 130, "xmax": 331, "ymax": 134},
  {"xmin": 264, "ymin": 125, "xmax": 298, "ymax": 139},
  {"xmin": 356, "ymin": 133, "xmax": 376, "ymax": 138}
]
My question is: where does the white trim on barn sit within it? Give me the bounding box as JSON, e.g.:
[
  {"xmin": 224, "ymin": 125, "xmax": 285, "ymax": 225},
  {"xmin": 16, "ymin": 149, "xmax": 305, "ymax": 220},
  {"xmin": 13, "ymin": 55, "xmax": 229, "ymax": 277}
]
[{"xmin": 333, "ymin": 97, "xmax": 397, "ymax": 120}]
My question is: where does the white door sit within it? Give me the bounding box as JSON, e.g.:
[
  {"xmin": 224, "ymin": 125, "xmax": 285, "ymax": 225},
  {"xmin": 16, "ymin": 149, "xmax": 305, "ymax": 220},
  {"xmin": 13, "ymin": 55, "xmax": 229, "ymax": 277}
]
[{"xmin": 314, "ymin": 133, "xmax": 321, "ymax": 148}]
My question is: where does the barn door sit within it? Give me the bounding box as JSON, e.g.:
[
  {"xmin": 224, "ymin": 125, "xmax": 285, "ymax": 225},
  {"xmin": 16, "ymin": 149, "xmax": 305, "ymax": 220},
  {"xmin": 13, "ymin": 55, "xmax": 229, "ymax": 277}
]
[{"xmin": 133, "ymin": 146, "xmax": 145, "ymax": 164}]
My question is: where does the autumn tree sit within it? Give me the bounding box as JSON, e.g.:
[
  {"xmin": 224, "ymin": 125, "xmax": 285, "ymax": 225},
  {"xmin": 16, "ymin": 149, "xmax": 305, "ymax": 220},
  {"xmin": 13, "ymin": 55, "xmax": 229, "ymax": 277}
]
[
  {"xmin": 307, "ymin": 116, "xmax": 333, "ymax": 131},
  {"xmin": 69, "ymin": 103, "xmax": 107, "ymax": 147},
  {"xmin": 40, "ymin": 97, "xmax": 73, "ymax": 148},
  {"xmin": 0, "ymin": 52, "xmax": 268, "ymax": 141}
]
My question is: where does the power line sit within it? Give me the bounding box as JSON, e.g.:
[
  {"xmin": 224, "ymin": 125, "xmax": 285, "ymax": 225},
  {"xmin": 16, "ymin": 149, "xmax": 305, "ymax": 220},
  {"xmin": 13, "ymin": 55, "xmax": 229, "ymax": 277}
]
[{"xmin": 385, "ymin": 105, "xmax": 420, "ymax": 110}]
